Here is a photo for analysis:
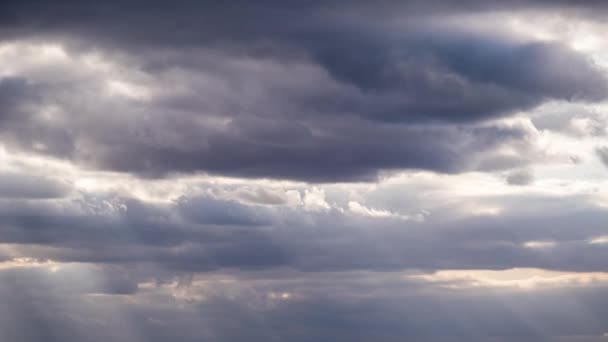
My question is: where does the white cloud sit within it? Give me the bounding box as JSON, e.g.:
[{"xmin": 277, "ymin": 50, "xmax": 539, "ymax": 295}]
[{"xmin": 303, "ymin": 187, "xmax": 331, "ymax": 211}]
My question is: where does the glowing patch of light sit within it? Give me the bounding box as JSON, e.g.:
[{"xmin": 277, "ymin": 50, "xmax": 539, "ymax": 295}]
[
  {"xmin": 106, "ymin": 80, "xmax": 151, "ymax": 100},
  {"xmin": 467, "ymin": 203, "xmax": 503, "ymax": 217},
  {"xmin": 268, "ymin": 292, "xmax": 292, "ymax": 300},
  {"xmin": 589, "ymin": 236, "xmax": 608, "ymax": 245},
  {"xmin": 410, "ymin": 268, "xmax": 608, "ymax": 290},
  {"xmin": 348, "ymin": 201, "xmax": 419, "ymax": 221},
  {"xmin": 349, "ymin": 201, "xmax": 395, "ymax": 218},
  {"xmin": 523, "ymin": 241, "xmax": 556, "ymax": 249},
  {"xmin": 0, "ymin": 257, "xmax": 61, "ymax": 272},
  {"xmin": 38, "ymin": 43, "xmax": 69, "ymax": 61}
]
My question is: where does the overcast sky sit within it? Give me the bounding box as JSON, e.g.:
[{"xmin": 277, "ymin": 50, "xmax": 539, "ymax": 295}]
[{"xmin": 1, "ymin": 1, "xmax": 608, "ymax": 341}]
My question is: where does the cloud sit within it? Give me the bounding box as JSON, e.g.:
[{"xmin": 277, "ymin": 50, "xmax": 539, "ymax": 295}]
[
  {"xmin": 0, "ymin": 185, "xmax": 605, "ymax": 274},
  {"xmin": 0, "ymin": 172, "xmax": 70, "ymax": 199},
  {"xmin": 1, "ymin": 2, "xmax": 608, "ymax": 341},
  {"xmin": 2, "ymin": 264, "xmax": 608, "ymax": 342},
  {"xmin": 0, "ymin": 64, "xmax": 538, "ymax": 181},
  {"xmin": 506, "ymin": 168, "xmax": 534, "ymax": 186},
  {"xmin": 0, "ymin": 1, "xmax": 604, "ymax": 181},
  {"xmin": 0, "ymin": 77, "xmax": 36, "ymax": 117},
  {"xmin": 596, "ymin": 146, "xmax": 608, "ymax": 168},
  {"xmin": 177, "ymin": 194, "xmax": 274, "ymax": 226},
  {"xmin": 310, "ymin": 32, "xmax": 607, "ymax": 122}
]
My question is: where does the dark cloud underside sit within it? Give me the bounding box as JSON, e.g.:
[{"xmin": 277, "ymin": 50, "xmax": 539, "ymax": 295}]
[{"xmin": 0, "ymin": 1, "xmax": 605, "ymax": 180}]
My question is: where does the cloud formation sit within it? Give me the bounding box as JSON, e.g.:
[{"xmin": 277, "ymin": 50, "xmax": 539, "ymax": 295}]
[
  {"xmin": 1, "ymin": 1, "xmax": 608, "ymax": 341},
  {"xmin": 0, "ymin": 1, "xmax": 605, "ymax": 181}
]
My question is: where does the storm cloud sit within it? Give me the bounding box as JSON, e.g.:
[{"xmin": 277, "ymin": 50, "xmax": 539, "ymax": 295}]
[{"xmin": 0, "ymin": 1, "xmax": 605, "ymax": 180}]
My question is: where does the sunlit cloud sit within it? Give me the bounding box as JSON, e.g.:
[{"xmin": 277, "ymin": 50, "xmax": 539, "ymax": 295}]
[
  {"xmin": 0, "ymin": 257, "xmax": 61, "ymax": 272},
  {"xmin": 410, "ymin": 268, "xmax": 608, "ymax": 290},
  {"xmin": 589, "ymin": 236, "xmax": 608, "ymax": 245},
  {"xmin": 523, "ymin": 241, "xmax": 557, "ymax": 249}
]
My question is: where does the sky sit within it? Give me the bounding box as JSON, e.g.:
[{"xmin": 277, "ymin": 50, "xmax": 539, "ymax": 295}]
[{"xmin": 1, "ymin": 1, "xmax": 608, "ymax": 341}]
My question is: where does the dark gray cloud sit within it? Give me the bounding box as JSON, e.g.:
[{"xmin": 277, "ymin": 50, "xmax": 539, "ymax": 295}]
[
  {"xmin": 8, "ymin": 5, "xmax": 606, "ymax": 126},
  {"xmin": 0, "ymin": 1, "xmax": 605, "ymax": 181},
  {"xmin": 98, "ymin": 119, "xmax": 533, "ymax": 181},
  {"xmin": 0, "ymin": 77, "xmax": 34, "ymax": 116},
  {"xmin": 0, "ymin": 75, "xmax": 537, "ymax": 181},
  {"xmin": 308, "ymin": 32, "xmax": 607, "ymax": 122}
]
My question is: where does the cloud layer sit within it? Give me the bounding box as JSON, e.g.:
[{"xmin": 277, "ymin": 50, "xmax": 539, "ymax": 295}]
[{"xmin": 1, "ymin": 1, "xmax": 608, "ymax": 341}]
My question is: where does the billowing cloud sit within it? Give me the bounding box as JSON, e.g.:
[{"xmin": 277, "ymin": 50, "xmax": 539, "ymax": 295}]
[{"xmin": 0, "ymin": 1, "xmax": 604, "ymax": 180}]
